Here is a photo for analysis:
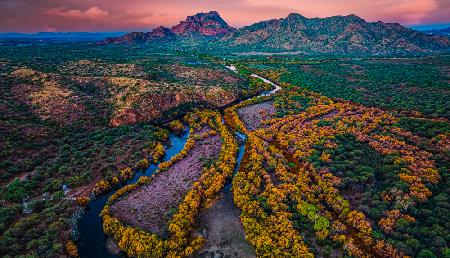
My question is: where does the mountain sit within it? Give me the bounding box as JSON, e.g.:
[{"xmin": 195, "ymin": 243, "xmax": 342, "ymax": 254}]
[
  {"xmin": 101, "ymin": 11, "xmax": 450, "ymax": 55},
  {"xmin": 171, "ymin": 11, "xmax": 235, "ymax": 36},
  {"xmin": 100, "ymin": 11, "xmax": 235, "ymax": 44},
  {"xmin": 424, "ymin": 27, "xmax": 450, "ymax": 37},
  {"xmin": 220, "ymin": 13, "xmax": 450, "ymax": 55}
]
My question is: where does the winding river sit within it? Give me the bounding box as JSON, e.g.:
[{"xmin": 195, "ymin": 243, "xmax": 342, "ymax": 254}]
[
  {"xmin": 225, "ymin": 64, "xmax": 282, "ymax": 96},
  {"xmin": 77, "ymin": 65, "xmax": 280, "ymax": 257},
  {"xmin": 77, "ymin": 130, "xmax": 189, "ymax": 258}
]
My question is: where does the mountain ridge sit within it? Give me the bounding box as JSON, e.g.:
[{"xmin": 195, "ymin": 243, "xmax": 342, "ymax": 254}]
[
  {"xmin": 100, "ymin": 11, "xmax": 450, "ymax": 55},
  {"xmin": 0, "ymin": 32, "xmax": 126, "ymax": 40},
  {"xmin": 220, "ymin": 13, "xmax": 450, "ymax": 54}
]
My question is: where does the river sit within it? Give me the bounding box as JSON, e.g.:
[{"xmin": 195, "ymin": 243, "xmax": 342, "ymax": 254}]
[
  {"xmin": 225, "ymin": 64, "xmax": 282, "ymax": 96},
  {"xmin": 77, "ymin": 65, "xmax": 280, "ymax": 257}
]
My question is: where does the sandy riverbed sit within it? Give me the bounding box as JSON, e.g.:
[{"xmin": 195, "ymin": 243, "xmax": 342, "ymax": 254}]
[
  {"xmin": 237, "ymin": 101, "xmax": 276, "ymax": 131},
  {"xmin": 195, "ymin": 191, "xmax": 256, "ymax": 258}
]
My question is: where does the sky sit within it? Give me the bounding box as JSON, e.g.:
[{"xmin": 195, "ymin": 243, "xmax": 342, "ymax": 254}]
[{"xmin": 1, "ymin": 0, "xmax": 449, "ymax": 32}]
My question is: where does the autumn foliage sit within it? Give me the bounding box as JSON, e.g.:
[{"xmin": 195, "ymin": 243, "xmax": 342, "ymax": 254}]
[
  {"xmin": 96, "ymin": 62, "xmax": 446, "ymax": 257},
  {"xmin": 65, "ymin": 240, "xmax": 79, "ymax": 257},
  {"xmin": 222, "ymin": 77, "xmax": 442, "ymax": 257}
]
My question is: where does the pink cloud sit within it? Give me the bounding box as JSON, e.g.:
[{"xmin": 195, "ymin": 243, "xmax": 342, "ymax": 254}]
[
  {"xmin": 382, "ymin": 0, "xmax": 438, "ymax": 24},
  {"xmin": 43, "ymin": 25, "xmax": 57, "ymax": 32},
  {"xmin": 0, "ymin": 0, "xmax": 449, "ymax": 32},
  {"xmin": 44, "ymin": 6, "xmax": 109, "ymax": 20}
]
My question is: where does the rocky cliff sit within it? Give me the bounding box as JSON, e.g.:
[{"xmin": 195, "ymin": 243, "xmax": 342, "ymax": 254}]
[{"xmin": 170, "ymin": 11, "xmax": 235, "ymax": 36}]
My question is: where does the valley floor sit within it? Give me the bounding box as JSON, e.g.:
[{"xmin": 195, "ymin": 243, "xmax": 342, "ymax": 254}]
[{"xmin": 1, "ymin": 51, "xmax": 449, "ymax": 258}]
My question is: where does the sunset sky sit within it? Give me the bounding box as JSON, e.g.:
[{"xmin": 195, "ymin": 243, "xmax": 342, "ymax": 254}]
[{"xmin": 1, "ymin": 0, "xmax": 449, "ymax": 32}]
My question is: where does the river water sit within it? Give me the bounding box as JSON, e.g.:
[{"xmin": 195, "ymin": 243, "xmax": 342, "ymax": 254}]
[
  {"xmin": 225, "ymin": 64, "xmax": 281, "ymax": 96},
  {"xmin": 77, "ymin": 129, "xmax": 189, "ymax": 258},
  {"xmin": 77, "ymin": 65, "xmax": 280, "ymax": 257}
]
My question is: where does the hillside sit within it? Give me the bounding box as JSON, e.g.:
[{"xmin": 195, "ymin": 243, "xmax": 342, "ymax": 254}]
[{"xmin": 221, "ymin": 13, "xmax": 450, "ymax": 55}]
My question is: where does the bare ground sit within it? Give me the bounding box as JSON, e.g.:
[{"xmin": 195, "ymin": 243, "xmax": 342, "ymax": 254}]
[
  {"xmin": 237, "ymin": 101, "xmax": 276, "ymax": 131},
  {"xmin": 109, "ymin": 130, "xmax": 221, "ymax": 237},
  {"xmin": 194, "ymin": 191, "xmax": 255, "ymax": 258}
]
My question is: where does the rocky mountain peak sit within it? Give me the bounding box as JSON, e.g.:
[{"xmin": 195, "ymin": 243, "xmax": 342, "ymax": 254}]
[
  {"xmin": 171, "ymin": 11, "xmax": 235, "ymax": 36},
  {"xmin": 286, "ymin": 13, "xmax": 305, "ymax": 20},
  {"xmin": 343, "ymin": 14, "xmax": 366, "ymax": 23}
]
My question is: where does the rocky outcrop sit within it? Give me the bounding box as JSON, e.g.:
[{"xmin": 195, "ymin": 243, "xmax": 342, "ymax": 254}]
[
  {"xmin": 170, "ymin": 11, "xmax": 235, "ymax": 36},
  {"xmin": 110, "ymin": 92, "xmax": 185, "ymax": 126},
  {"xmin": 110, "ymin": 88, "xmax": 239, "ymax": 126}
]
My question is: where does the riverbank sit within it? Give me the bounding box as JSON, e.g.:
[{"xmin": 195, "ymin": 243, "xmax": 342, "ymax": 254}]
[{"xmin": 77, "ymin": 129, "xmax": 190, "ymax": 257}]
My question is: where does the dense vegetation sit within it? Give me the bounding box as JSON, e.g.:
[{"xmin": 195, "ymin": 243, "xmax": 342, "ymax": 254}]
[
  {"xmin": 241, "ymin": 55, "xmax": 450, "ymax": 119},
  {"xmin": 222, "ymin": 59, "xmax": 449, "ymax": 257},
  {"xmin": 220, "ymin": 13, "xmax": 450, "ymax": 55}
]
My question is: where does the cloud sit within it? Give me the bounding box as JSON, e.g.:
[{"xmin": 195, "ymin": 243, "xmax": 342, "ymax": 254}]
[
  {"xmin": 43, "ymin": 25, "xmax": 57, "ymax": 32},
  {"xmin": 0, "ymin": 0, "xmax": 449, "ymax": 32},
  {"xmin": 383, "ymin": 0, "xmax": 438, "ymax": 24},
  {"xmin": 44, "ymin": 6, "xmax": 109, "ymax": 20}
]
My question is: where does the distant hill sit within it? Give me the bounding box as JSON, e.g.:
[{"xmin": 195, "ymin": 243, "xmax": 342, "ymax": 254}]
[
  {"xmin": 424, "ymin": 27, "xmax": 450, "ymax": 37},
  {"xmin": 102, "ymin": 11, "xmax": 450, "ymax": 55},
  {"xmin": 0, "ymin": 32, "xmax": 126, "ymax": 40}
]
